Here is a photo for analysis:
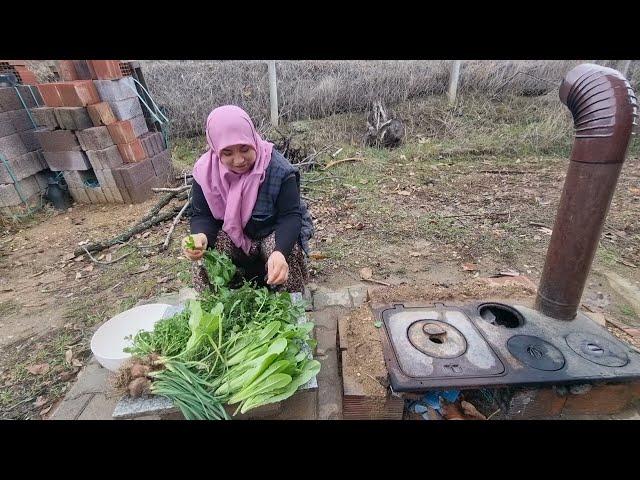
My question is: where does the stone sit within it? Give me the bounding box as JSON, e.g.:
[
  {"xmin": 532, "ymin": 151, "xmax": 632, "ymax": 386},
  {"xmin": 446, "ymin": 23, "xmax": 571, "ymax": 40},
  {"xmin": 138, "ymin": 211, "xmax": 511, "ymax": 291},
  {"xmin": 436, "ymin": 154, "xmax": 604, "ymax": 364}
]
[
  {"xmin": 50, "ymin": 393, "xmax": 92, "ymax": 420},
  {"xmin": 317, "ymin": 346, "xmax": 342, "ymax": 420},
  {"xmin": 313, "ymin": 288, "xmax": 352, "ymax": 309},
  {"xmin": 78, "ymin": 393, "xmax": 119, "ymax": 420},
  {"xmin": 65, "ymin": 362, "xmax": 110, "ymax": 400},
  {"xmin": 349, "ymin": 284, "xmax": 368, "ymax": 307},
  {"xmin": 310, "ymin": 308, "xmax": 339, "ymax": 331}
]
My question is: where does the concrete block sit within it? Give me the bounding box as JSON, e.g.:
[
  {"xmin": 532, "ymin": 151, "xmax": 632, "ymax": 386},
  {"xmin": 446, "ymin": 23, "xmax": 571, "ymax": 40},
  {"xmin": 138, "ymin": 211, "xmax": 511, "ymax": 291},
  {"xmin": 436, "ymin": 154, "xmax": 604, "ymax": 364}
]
[
  {"xmin": 94, "ymin": 168, "xmax": 114, "ymax": 189},
  {"xmin": 87, "ymin": 102, "xmax": 117, "ymax": 127},
  {"xmin": 0, "ymin": 175, "xmax": 41, "ymax": 207},
  {"xmin": 54, "ymin": 107, "xmax": 93, "ymax": 130},
  {"xmin": 111, "ymin": 168, "xmax": 132, "ymax": 203},
  {"xmin": 72, "ymin": 60, "xmax": 96, "ymax": 80},
  {"xmin": 348, "ymin": 284, "xmax": 368, "ymax": 307},
  {"xmin": 93, "ymin": 77, "xmax": 136, "ymax": 103},
  {"xmin": 110, "ymin": 97, "xmax": 143, "ymax": 121},
  {"xmin": 85, "ymin": 144, "xmax": 123, "ymax": 170},
  {"xmin": 150, "ymin": 149, "xmax": 173, "ymax": 184},
  {"xmin": 34, "ymin": 129, "xmax": 81, "ymax": 152},
  {"xmin": 0, "ymin": 132, "xmax": 27, "ymax": 161},
  {"xmin": 102, "ymin": 186, "xmax": 115, "ymax": 203},
  {"xmin": 50, "ymin": 393, "xmax": 92, "ymax": 420},
  {"xmin": 0, "ymin": 151, "xmax": 45, "ymax": 183},
  {"xmin": 116, "ymin": 158, "xmax": 155, "ymax": 187},
  {"xmin": 10, "ymin": 109, "xmax": 36, "ymax": 132},
  {"xmin": 69, "ymin": 186, "xmax": 91, "ymax": 204},
  {"xmin": 109, "ymin": 184, "xmax": 124, "ymax": 203},
  {"xmin": 77, "ymin": 393, "xmax": 119, "ymax": 420},
  {"xmin": 35, "ymin": 171, "xmax": 50, "ymax": 190},
  {"xmin": 65, "ymin": 362, "xmax": 109, "ymax": 400},
  {"xmin": 313, "ymin": 288, "xmax": 353, "ymax": 309},
  {"xmin": 129, "ymin": 114, "xmax": 149, "ymax": 138},
  {"xmin": 127, "ymin": 174, "xmax": 159, "ymax": 203},
  {"xmin": 43, "ymin": 150, "xmax": 91, "ymax": 171},
  {"xmin": 62, "ymin": 170, "xmax": 84, "ymax": 189},
  {"xmin": 140, "ymin": 132, "xmax": 161, "ymax": 157},
  {"xmin": 76, "ymin": 126, "xmax": 114, "ymax": 151},
  {"xmin": 30, "ymin": 107, "xmax": 59, "ymax": 130},
  {"xmin": 0, "ymin": 119, "xmax": 16, "ymax": 138},
  {"xmin": 0, "ymin": 88, "xmax": 21, "ymax": 112},
  {"xmin": 90, "ymin": 186, "xmax": 107, "ymax": 203},
  {"xmin": 0, "ymin": 85, "xmax": 39, "ymax": 112},
  {"xmin": 18, "ymin": 129, "xmax": 40, "ymax": 152},
  {"xmin": 85, "ymin": 187, "xmax": 98, "ymax": 203}
]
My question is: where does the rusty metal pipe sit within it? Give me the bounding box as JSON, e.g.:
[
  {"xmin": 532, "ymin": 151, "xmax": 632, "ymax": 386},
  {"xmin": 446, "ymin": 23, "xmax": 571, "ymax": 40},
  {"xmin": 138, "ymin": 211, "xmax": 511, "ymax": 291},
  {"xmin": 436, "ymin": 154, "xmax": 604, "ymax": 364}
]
[{"xmin": 535, "ymin": 64, "xmax": 638, "ymax": 320}]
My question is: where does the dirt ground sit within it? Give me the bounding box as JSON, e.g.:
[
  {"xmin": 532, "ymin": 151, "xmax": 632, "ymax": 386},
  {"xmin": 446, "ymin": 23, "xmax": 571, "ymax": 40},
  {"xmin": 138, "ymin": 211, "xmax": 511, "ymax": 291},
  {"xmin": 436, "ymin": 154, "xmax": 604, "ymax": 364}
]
[{"xmin": 2, "ymin": 97, "xmax": 640, "ymax": 419}]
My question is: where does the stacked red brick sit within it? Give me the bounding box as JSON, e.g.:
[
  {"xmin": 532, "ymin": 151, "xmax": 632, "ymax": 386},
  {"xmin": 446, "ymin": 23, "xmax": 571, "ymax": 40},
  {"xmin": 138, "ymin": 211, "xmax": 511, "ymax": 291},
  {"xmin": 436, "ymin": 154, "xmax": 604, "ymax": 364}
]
[
  {"xmin": 0, "ymin": 82, "xmax": 49, "ymax": 213},
  {"xmin": 0, "ymin": 61, "xmax": 38, "ymax": 85},
  {"xmin": 35, "ymin": 60, "xmax": 172, "ymax": 205}
]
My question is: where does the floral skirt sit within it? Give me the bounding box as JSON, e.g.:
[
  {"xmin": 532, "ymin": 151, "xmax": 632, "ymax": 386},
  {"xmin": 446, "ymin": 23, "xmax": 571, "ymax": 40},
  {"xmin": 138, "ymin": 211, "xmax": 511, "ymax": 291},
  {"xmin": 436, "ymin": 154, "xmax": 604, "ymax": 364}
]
[{"xmin": 192, "ymin": 231, "xmax": 308, "ymax": 294}]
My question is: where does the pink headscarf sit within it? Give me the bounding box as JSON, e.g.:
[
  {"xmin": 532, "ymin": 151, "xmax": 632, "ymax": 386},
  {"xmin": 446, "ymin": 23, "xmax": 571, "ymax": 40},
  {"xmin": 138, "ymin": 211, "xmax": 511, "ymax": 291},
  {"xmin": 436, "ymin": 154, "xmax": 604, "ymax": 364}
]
[{"xmin": 192, "ymin": 105, "xmax": 273, "ymax": 254}]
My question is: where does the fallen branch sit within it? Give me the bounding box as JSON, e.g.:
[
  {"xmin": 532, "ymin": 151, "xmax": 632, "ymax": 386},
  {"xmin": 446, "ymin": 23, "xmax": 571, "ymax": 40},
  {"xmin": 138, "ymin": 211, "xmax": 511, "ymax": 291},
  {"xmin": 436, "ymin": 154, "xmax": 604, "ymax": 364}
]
[
  {"xmin": 480, "ymin": 170, "xmax": 532, "ymax": 174},
  {"xmin": 529, "ymin": 221, "xmax": 551, "ymax": 229},
  {"xmin": 360, "ymin": 277, "xmax": 391, "ymax": 287},
  {"xmin": 617, "ymin": 259, "xmax": 638, "ymax": 268},
  {"xmin": 140, "ymin": 190, "xmax": 188, "ymax": 223},
  {"xmin": 74, "ymin": 208, "xmax": 180, "ymax": 257},
  {"xmin": 82, "ymin": 246, "xmax": 134, "ymax": 265},
  {"xmin": 162, "ymin": 199, "xmax": 190, "ymax": 251},
  {"xmin": 152, "ymin": 185, "xmax": 192, "ymax": 193},
  {"xmin": 322, "ymin": 157, "xmax": 364, "ymax": 171},
  {"xmin": 441, "ymin": 212, "xmax": 509, "ymax": 218},
  {"xmin": 486, "ymin": 408, "xmax": 501, "ymax": 420}
]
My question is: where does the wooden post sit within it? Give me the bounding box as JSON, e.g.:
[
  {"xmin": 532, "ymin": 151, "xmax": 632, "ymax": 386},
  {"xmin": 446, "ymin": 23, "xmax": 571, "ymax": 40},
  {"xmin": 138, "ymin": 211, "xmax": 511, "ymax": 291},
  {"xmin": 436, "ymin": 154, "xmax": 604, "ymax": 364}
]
[
  {"xmin": 621, "ymin": 60, "xmax": 632, "ymax": 77},
  {"xmin": 268, "ymin": 61, "xmax": 279, "ymax": 127},
  {"xmin": 448, "ymin": 60, "xmax": 462, "ymax": 106}
]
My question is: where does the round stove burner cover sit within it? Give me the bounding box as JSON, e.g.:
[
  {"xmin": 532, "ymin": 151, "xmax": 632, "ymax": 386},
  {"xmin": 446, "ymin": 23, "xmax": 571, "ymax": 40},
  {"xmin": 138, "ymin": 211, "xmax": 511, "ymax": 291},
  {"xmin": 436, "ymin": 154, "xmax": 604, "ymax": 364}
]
[
  {"xmin": 565, "ymin": 332, "xmax": 629, "ymax": 367},
  {"xmin": 507, "ymin": 335, "xmax": 565, "ymax": 371},
  {"xmin": 407, "ymin": 320, "xmax": 467, "ymax": 359}
]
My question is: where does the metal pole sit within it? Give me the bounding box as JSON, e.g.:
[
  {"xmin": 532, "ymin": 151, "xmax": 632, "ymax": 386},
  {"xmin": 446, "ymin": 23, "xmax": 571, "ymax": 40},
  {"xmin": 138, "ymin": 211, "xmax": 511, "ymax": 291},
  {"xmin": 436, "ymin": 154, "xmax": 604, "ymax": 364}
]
[
  {"xmin": 268, "ymin": 61, "xmax": 279, "ymax": 127},
  {"xmin": 447, "ymin": 60, "xmax": 462, "ymax": 105}
]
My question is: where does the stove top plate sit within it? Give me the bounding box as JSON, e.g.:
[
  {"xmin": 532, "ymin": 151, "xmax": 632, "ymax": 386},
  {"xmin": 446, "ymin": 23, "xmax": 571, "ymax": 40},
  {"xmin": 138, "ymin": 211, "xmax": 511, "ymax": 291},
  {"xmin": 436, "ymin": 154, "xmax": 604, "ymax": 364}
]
[{"xmin": 376, "ymin": 302, "xmax": 640, "ymax": 392}]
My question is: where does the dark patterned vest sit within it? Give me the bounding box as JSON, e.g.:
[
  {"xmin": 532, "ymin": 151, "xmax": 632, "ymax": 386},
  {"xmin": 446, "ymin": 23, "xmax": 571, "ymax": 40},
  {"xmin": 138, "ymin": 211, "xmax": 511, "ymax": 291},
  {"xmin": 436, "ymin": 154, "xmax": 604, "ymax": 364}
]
[{"xmin": 250, "ymin": 149, "xmax": 314, "ymax": 254}]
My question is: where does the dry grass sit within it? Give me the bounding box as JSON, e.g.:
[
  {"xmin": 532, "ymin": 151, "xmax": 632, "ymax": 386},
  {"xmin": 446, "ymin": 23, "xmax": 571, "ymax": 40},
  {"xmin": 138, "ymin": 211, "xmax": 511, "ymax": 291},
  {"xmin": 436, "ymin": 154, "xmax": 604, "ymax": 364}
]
[{"xmin": 140, "ymin": 60, "xmax": 640, "ymax": 138}]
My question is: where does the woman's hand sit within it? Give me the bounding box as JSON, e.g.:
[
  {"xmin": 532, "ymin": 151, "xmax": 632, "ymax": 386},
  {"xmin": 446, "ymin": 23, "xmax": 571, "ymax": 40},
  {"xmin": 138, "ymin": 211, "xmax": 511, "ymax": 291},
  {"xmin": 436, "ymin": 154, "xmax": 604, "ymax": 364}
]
[
  {"xmin": 266, "ymin": 251, "xmax": 289, "ymax": 286},
  {"xmin": 182, "ymin": 233, "xmax": 208, "ymax": 261}
]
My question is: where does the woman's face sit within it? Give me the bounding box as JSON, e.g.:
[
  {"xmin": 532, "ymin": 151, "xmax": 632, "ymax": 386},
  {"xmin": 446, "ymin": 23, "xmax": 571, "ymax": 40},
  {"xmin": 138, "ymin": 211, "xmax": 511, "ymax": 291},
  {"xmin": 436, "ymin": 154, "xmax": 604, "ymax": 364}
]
[{"xmin": 219, "ymin": 144, "xmax": 256, "ymax": 174}]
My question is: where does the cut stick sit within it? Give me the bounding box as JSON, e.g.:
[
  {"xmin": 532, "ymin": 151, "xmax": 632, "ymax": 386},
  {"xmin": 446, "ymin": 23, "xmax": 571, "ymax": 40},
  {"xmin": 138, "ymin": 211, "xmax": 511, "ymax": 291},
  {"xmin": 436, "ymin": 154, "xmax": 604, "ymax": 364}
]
[
  {"xmin": 162, "ymin": 199, "xmax": 190, "ymax": 250},
  {"xmin": 323, "ymin": 157, "xmax": 364, "ymax": 170}
]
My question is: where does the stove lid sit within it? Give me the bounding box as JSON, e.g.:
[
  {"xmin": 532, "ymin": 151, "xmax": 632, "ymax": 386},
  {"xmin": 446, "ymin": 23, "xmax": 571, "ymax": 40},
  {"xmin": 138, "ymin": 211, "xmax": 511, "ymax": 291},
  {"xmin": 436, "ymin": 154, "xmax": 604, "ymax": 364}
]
[
  {"xmin": 381, "ymin": 304, "xmax": 505, "ymax": 382},
  {"xmin": 507, "ymin": 335, "xmax": 566, "ymax": 371},
  {"xmin": 565, "ymin": 332, "xmax": 629, "ymax": 367}
]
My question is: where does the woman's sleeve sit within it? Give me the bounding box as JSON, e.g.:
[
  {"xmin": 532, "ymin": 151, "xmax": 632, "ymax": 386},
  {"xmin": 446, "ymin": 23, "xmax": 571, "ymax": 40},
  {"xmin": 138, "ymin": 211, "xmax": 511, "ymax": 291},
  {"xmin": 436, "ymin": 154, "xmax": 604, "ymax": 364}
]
[
  {"xmin": 274, "ymin": 174, "xmax": 303, "ymax": 257},
  {"xmin": 190, "ymin": 180, "xmax": 222, "ymax": 249}
]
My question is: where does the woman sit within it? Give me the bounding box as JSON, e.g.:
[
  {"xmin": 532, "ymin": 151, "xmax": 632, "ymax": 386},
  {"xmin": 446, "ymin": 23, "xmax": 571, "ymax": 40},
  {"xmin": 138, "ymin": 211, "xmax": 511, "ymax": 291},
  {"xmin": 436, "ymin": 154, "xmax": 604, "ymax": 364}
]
[{"xmin": 181, "ymin": 105, "xmax": 313, "ymax": 294}]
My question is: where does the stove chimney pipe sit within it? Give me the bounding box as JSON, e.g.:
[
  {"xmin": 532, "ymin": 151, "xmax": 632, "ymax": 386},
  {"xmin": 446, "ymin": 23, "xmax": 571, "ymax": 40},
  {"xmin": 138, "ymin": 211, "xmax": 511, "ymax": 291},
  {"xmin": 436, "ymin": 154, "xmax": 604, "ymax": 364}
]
[{"xmin": 535, "ymin": 64, "xmax": 638, "ymax": 320}]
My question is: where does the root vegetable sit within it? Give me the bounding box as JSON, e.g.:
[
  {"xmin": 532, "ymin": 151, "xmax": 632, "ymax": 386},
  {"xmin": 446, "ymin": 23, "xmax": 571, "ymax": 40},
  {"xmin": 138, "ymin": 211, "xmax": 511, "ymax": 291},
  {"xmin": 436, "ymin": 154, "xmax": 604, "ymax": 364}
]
[
  {"xmin": 130, "ymin": 364, "xmax": 151, "ymax": 378},
  {"xmin": 128, "ymin": 377, "xmax": 150, "ymax": 398}
]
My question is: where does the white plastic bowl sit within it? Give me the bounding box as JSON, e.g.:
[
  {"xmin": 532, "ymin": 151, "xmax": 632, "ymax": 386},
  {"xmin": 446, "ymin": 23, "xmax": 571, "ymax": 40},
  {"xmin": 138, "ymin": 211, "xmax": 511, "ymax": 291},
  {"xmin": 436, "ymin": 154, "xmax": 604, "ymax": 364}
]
[{"xmin": 90, "ymin": 303, "xmax": 179, "ymax": 372}]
